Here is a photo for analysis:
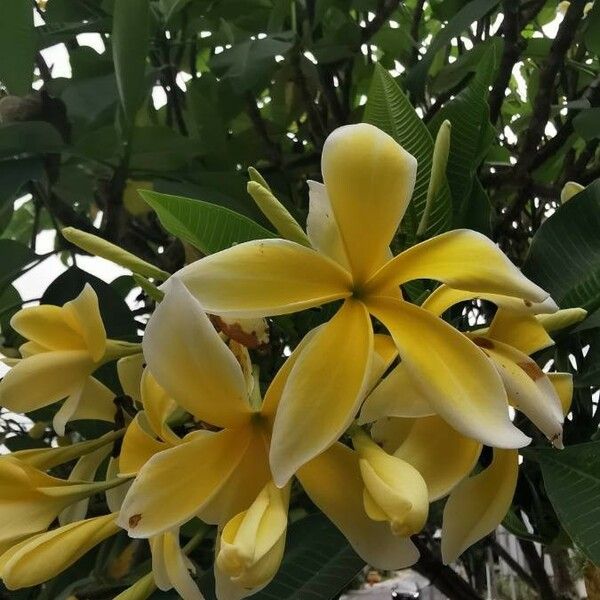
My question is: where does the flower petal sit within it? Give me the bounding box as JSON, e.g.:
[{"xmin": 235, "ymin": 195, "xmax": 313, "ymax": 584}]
[
  {"xmin": 421, "ymin": 284, "xmax": 558, "ymax": 318},
  {"xmin": 174, "ymin": 239, "xmax": 352, "ymax": 318},
  {"xmin": 488, "ymin": 309, "xmax": 554, "ymax": 355},
  {"xmin": 269, "ymin": 300, "xmax": 373, "ymax": 486},
  {"xmin": 62, "ymin": 284, "xmax": 107, "ymax": 362},
  {"xmin": 140, "ymin": 370, "xmax": 181, "ymax": 446},
  {"xmin": 547, "ymin": 372, "xmax": 573, "ymax": 416},
  {"xmin": 0, "ymin": 513, "xmax": 119, "ymax": 590},
  {"xmin": 306, "ymin": 180, "xmax": 349, "ymax": 270},
  {"xmin": 298, "ymin": 443, "xmax": 419, "ymax": 569},
  {"xmin": 10, "ymin": 306, "xmax": 84, "ymax": 352},
  {"xmin": 364, "ymin": 230, "xmax": 548, "ymax": 303},
  {"xmin": 367, "ymin": 296, "xmax": 530, "ymax": 448},
  {"xmin": 118, "ymin": 427, "xmax": 250, "ymax": 537},
  {"xmin": 117, "ymin": 353, "xmax": 145, "ymax": 404},
  {"xmin": 442, "ymin": 449, "xmax": 518, "ymax": 563},
  {"xmin": 359, "ymin": 363, "xmax": 434, "ymax": 425},
  {"xmin": 321, "ymin": 123, "xmax": 417, "ymax": 284},
  {"xmin": 376, "ymin": 416, "xmax": 481, "ymax": 501},
  {"xmin": 70, "ymin": 376, "xmax": 117, "ymax": 423},
  {"xmin": 143, "ymin": 278, "xmax": 250, "ymax": 428},
  {"xmin": 484, "ymin": 340, "xmax": 564, "ymax": 447},
  {"xmin": 0, "ymin": 350, "xmax": 94, "ymax": 414},
  {"xmin": 120, "ymin": 413, "xmax": 171, "ymax": 476},
  {"xmin": 367, "ymin": 334, "xmax": 398, "ymax": 391},
  {"xmin": 157, "ymin": 529, "xmax": 203, "ymax": 600},
  {"xmin": 200, "ymin": 431, "xmax": 271, "ymax": 526}
]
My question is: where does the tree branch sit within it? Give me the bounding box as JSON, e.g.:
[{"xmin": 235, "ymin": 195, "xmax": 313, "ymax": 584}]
[
  {"xmin": 360, "ymin": 0, "xmax": 401, "ymax": 44},
  {"xmin": 518, "ymin": 539, "xmax": 557, "ymax": 600}
]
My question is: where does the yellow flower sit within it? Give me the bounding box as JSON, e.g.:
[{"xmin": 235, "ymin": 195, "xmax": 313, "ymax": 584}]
[
  {"xmin": 351, "ymin": 427, "xmax": 428, "ymax": 537},
  {"xmin": 172, "ymin": 123, "xmax": 549, "ymax": 485},
  {"xmin": 150, "ymin": 528, "xmax": 204, "ymax": 600},
  {"xmin": 117, "ymin": 278, "xmax": 289, "ymax": 537},
  {"xmin": 0, "ymin": 284, "xmax": 139, "ymax": 434},
  {"xmin": 0, "ymin": 513, "xmax": 120, "ymax": 589},
  {"xmin": 0, "ymin": 457, "xmax": 124, "ymax": 547},
  {"xmin": 216, "ymin": 481, "xmax": 289, "ymax": 596}
]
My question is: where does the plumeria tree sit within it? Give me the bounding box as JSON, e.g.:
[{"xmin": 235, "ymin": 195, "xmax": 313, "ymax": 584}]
[{"xmin": 0, "ymin": 1, "xmax": 600, "ymax": 599}]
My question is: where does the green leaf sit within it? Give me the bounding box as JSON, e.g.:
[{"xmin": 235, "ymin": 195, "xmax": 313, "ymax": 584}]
[
  {"xmin": 585, "ymin": 1, "xmax": 600, "ymax": 56},
  {"xmin": 0, "ymin": 158, "xmax": 44, "ymax": 233},
  {"xmin": 406, "ymin": 0, "xmax": 502, "ymax": 99},
  {"xmin": 112, "ymin": 0, "xmax": 151, "ymax": 127},
  {"xmin": 210, "ymin": 34, "xmax": 293, "ymax": 93},
  {"xmin": 523, "ymin": 180, "xmax": 600, "ymax": 313},
  {"xmin": 0, "ymin": 240, "xmax": 36, "ymax": 292},
  {"xmin": 501, "ymin": 508, "xmax": 543, "ymax": 543},
  {"xmin": 200, "ymin": 514, "xmax": 364, "ymax": 600},
  {"xmin": 0, "ymin": 122, "xmax": 64, "ymax": 160},
  {"xmin": 140, "ymin": 189, "xmax": 275, "ymax": 254},
  {"xmin": 428, "ymin": 45, "xmax": 499, "ymax": 225},
  {"xmin": 573, "ymin": 108, "xmax": 600, "ymax": 141},
  {"xmin": 525, "ymin": 442, "xmax": 600, "ymax": 564},
  {"xmin": 0, "ymin": 0, "xmax": 35, "ymax": 95},
  {"xmin": 41, "ymin": 267, "xmax": 138, "ymax": 341},
  {"xmin": 363, "ymin": 64, "xmax": 452, "ymax": 243}
]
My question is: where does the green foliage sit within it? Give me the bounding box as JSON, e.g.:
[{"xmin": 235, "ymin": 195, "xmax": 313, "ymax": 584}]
[
  {"xmin": 526, "ymin": 442, "xmax": 600, "ymax": 564},
  {"xmin": 1, "ymin": 0, "xmax": 600, "ymax": 596},
  {"xmin": 141, "ymin": 189, "xmax": 275, "ymax": 254}
]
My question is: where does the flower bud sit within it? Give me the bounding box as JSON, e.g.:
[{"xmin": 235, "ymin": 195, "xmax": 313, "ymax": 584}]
[
  {"xmin": 352, "ymin": 428, "xmax": 428, "ymax": 537},
  {"xmin": 217, "ymin": 481, "xmax": 289, "ymax": 589}
]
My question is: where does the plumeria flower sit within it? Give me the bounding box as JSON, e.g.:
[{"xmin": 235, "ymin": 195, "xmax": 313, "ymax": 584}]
[
  {"xmin": 117, "ymin": 279, "xmax": 422, "ymax": 592},
  {"xmin": 0, "ymin": 513, "xmax": 120, "ymax": 590},
  {"xmin": 172, "ymin": 123, "xmax": 550, "ymax": 485},
  {"xmin": 0, "ymin": 284, "xmax": 139, "ymax": 434},
  {"xmin": 361, "ymin": 286, "xmax": 581, "ymax": 447}
]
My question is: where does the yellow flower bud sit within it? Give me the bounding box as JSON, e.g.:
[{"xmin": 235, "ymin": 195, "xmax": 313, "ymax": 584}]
[
  {"xmin": 352, "ymin": 428, "xmax": 429, "ymax": 537},
  {"xmin": 217, "ymin": 481, "xmax": 289, "ymax": 590},
  {"xmin": 560, "ymin": 181, "xmax": 584, "ymax": 203}
]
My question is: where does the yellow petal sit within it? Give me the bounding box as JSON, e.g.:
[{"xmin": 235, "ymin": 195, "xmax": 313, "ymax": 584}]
[
  {"xmin": 113, "ymin": 572, "xmax": 157, "ymax": 600},
  {"xmin": 359, "ymin": 363, "xmax": 434, "ymax": 424},
  {"xmin": 306, "ymin": 180, "xmax": 349, "ymax": 270},
  {"xmin": 421, "ymin": 284, "xmax": 558, "ymax": 318},
  {"xmin": 217, "ymin": 481, "xmax": 289, "ymax": 590},
  {"xmin": 120, "ymin": 412, "xmax": 171, "ymax": 476},
  {"xmin": 200, "ymin": 432, "xmax": 270, "ymax": 526},
  {"xmin": 269, "ymin": 300, "xmax": 373, "ymax": 486},
  {"xmin": 143, "ymin": 278, "xmax": 251, "ymax": 428},
  {"xmin": 0, "ymin": 350, "xmax": 94, "ymax": 413},
  {"xmin": 364, "ymin": 230, "xmax": 548, "ymax": 303},
  {"xmin": 353, "ymin": 429, "xmax": 429, "ymax": 536},
  {"xmin": 106, "ymin": 455, "xmax": 130, "ymax": 512},
  {"xmin": 537, "ymin": 307, "xmax": 588, "ymax": 333},
  {"xmin": 117, "ymin": 353, "xmax": 145, "ymax": 404},
  {"xmin": 389, "ymin": 416, "xmax": 481, "ymax": 501},
  {"xmin": 70, "ymin": 376, "xmax": 117, "ymax": 423},
  {"xmin": 488, "ymin": 309, "xmax": 554, "ymax": 355},
  {"xmin": 547, "ymin": 372, "xmax": 573, "ymax": 416},
  {"xmin": 11, "ymin": 429, "xmax": 122, "ymax": 471},
  {"xmin": 368, "ymin": 296, "xmax": 530, "ymax": 448},
  {"xmin": 0, "ymin": 513, "xmax": 119, "ymax": 590},
  {"xmin": 321, "ymin": 123, "xmax": 417, "ymax": 284},
  {"xmin": 118, "ymin": 427, "xmax": 251, "ymax": 537},
  {"xmin": 10, "ymin": 306, "xmax": 84, "ymax": 351},
  {"xmin": 140, "ymin": 370, "xmax": 181, "ymax": 446},
  {"xmin": 298, "ymin": 443, "xmax": 419, "ymax": 569},
  {"xmin": 442, "ymin": 449, "xmax": 519, "ymax": 563},
  {"xmin": 59, "ymin": 444, "xmax": 112, "ymax": 525},
  {"xmin": 484, "ymin": 340, "xmax": 564, "ymax": 447},
  {"xmin": 152, "ymin": 529, "xmax": 203, "ymax": 600},
  {"xmin": 62, "ymin": 284, "xmax": 107, "ymax": 362},
  {"xmin": 174, "ymin": 239, "xmax": 352, "ymax": 318},
  {"xmin": 367, "ymin": 334, "xmax": 398, "ymax": 391}
]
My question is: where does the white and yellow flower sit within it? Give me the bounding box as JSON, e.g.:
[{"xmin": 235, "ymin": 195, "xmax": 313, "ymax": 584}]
[{"xmin": 172, "ymin": 123, "xmax": 550, "ymax": 486}]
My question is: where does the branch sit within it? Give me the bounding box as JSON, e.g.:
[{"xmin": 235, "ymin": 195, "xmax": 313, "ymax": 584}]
[
  {"xmin": 494, "ymin": 0, "xmax": 586, "ymax": 237},
  {"xmin": 518, "ymin": 539, "xmax": 558, "ymax": 600},
  {"xmin": 360, "ymin": 0, "xmax": 401, "ymax": 44},
  {"xmin": 489, "ymin": 537, "xmax": 537, "ymax": 591},
  {"xmin": 412, "ymin": 537, "xmax": 484, "ymax": 600},
  {"xmin": 409, "ymin": 0, "xmax": 426, "ymax": 66}
]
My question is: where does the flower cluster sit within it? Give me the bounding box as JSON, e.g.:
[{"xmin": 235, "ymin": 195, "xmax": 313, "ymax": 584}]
[{"xmin": 0, "ymin": 124, "xmax": 585, "ymax": 599}]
